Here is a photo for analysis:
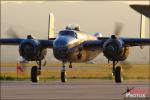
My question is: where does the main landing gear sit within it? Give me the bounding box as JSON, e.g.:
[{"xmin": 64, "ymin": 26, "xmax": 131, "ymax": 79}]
[
  {"xmin": 31, "ymin": 60, "xmax": 44, "ymax": 82},
  {"xmin": 112, "ymin": 61, "xmax": 122, "ymax": 83},
  {"xmin": 31, "ymin": 66, "xmax": 39, "ymax": 82}
]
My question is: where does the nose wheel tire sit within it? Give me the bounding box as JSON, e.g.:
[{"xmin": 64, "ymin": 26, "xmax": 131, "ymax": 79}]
[
  {"xmin": 115, "ymin": 66, "xmax": 122, "ymax": 83},
  {"xmin": 69, "ymin": 64, "xmax": 72, "ymax": 68},
  {"xmin": 61, "ymin": 70, "xmax": 67, "ymax": 83},
  {"xmin": 31, "ymin": 66, "xmax": 39, "ymax": 82}
]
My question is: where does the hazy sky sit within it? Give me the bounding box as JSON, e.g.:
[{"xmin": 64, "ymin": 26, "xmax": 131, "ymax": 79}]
[{"xmin": 1, "ymin": 1, "xmax": 150, "ymax": 64}]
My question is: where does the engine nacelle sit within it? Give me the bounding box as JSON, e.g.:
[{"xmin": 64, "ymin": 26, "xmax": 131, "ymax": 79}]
[
  {"xmin": 103, "ymin": 38, "xmax": 129, "ymax": 61},
  {"xmin": 19, "ymin": 39, "xmax": 47, "ymax": 61}
]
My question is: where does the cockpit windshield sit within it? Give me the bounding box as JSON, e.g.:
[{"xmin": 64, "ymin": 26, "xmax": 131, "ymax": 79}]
[{"xmin": 59, "ymin": 30, "xmax": 77, "ymax": 38}]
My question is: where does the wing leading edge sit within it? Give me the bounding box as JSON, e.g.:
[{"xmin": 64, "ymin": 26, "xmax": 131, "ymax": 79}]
[
  {"xmin": 82, "ymin": 38, "xmax": 150, "ymax": 49},
  {"xmin": 0, "ymin": 38, "xmax": 23, "ymax": 45},
  {"xmin": 0, "ymin": 38, "xmax": 54, "ymax": 48},
  {"xmin": 122, "ymin": 38, "xmax": 150, "ymax": 47}
]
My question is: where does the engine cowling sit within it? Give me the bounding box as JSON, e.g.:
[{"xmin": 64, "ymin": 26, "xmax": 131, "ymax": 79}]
[
  {"xmin": 19, "ymin": 39, "xmax": 47, "ymax": 61},
  {"xmin": 103, "ymin": 38, "xmax": 129, "ymax": 61}
]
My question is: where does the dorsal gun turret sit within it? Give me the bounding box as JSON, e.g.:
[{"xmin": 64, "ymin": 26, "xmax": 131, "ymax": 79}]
[{"xmin": 66, "ymin": 25, "xmax": 80, "ymax": 31}]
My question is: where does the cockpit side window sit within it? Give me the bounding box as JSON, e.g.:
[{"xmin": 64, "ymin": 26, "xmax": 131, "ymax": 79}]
[{"xmin": 59, "ymin": 31, "xmax": 78, "ymax": 39}]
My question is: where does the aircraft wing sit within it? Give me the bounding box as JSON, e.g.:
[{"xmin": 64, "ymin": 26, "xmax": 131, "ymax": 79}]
[
  {"xmin": 0, "ymin": 38, "xmax": 54, "ymax": 48},
  {"xmin": 82, "ymin": 38, "xmax": 150, "ymax": 49},
  {"xmin": 0, "ymin": 38, "xmax": 23, "ymax": 45},
  {"xmin": 82, "ymin": 39, "xmax": 106, "ymax": 50},
  {"xmin": 122, "ymin": 38, "xmax": 150, "ymax": 46}
]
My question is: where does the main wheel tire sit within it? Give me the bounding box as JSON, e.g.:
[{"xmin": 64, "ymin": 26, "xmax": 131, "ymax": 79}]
[
  {"xmin": 31, "ymin": 66, "xmax": 39, "ymax": 82},
  {"xmin": 115, "ymin": 66, "xmax": 122, "ymax": 83},
  {"xmin": 61, "ymin": 70, "xmax": 67, "ymax": 83}
]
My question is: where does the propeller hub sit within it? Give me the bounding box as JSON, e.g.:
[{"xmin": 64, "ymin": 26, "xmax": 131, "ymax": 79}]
[
  {"xmin": 111, "ymin": 35, "xmax": 117, "ymax": 39},
  {"xmin": 27, "ymin": 35, "xmax": 33, "ymax": 39}
]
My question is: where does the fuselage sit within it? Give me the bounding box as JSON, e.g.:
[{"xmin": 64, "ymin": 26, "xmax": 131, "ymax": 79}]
[{"xmin": 53, "ymin": 29, "xmax": 101, "ymax": 63}]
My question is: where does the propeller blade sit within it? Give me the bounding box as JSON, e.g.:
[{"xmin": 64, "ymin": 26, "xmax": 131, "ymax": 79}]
[
  {"xmin": 114, "ymin": 22, "xmax": 123, "ymax": 36},
  {"xmin": 6, "ymin": 27, "xmax": 19, "ymax": 38},
  {"xmin": 16, "ymin": 56, "xmax": 28, "ymax": 73}
]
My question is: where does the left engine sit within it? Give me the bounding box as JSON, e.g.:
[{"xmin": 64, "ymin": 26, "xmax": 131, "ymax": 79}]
[
  {"xmin": 103, "ymin": 37, "xmax": 129, "ymax": 61},
  {"xmin": 19, "ymin": 38, "xmax": 47, "ymax": 61}
]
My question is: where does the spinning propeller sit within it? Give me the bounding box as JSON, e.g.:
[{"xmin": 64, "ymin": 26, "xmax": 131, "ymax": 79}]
[
  {"xmin": 6, "ymin": 27, "xmax": 19, "ymax": 38},
  {"xmin": 113, "ymin": 22, "xmax": 132, "ymax": 69},
  {"xmin": 113, "ymin": 22, "xmax": 123, "ymax": 37}
]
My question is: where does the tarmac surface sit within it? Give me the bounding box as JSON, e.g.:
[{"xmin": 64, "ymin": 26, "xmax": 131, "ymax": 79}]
[
  {"xmin": 1, "ymin": 80, "xmax": 150, "ymax": 100},
  {"xmin": 0, "ymin": 66, "xmax": 99, "ymax": 71}
]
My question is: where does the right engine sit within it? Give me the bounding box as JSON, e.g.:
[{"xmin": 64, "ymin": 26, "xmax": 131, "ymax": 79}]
[
  {"xmin": 102, "ymin": 36, "xmax": 129, "ymax": 61},
  {"xmin": 19, "ymin": 38, "xmax": 47, "ymax": 61}
]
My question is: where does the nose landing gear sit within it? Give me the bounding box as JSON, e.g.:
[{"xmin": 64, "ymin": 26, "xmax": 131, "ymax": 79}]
[
  {"xmin": 60, "ymin": 62, "xmax": 73, "ymax": 83},
  {"xmin": 69, "ymin": 62, "xmax": 72, "ymax": 68},
  {"xmin": 61, "ymin": 62, "xmax": 67, "ymax": 83}
]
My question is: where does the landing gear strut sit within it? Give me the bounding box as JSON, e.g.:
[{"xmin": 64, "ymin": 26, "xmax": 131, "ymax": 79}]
[
  {"xmin": 61, "ymin": 62, "xmax": 67, "ymax": 83},
  {"xmin": 112, "ymin": 61, "xmax": 122, "ymax": 83},
  {"xmin": 69, "ymin": 62, "xmax": 72, "ymax": 68},
  {"xmin": 77, "ymin": 47, "xmax": 82, "ymax": 59},
  {"xmin": 31, "ymin": 60, "xmax": 42, "ymax": 82}
]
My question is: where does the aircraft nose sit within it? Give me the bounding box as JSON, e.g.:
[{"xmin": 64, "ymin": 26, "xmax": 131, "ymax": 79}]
[
  {"xmin": 53, "ymin": 36, "xmax": 70, "ymax": 48},
  {"xmin": 53, "ymin": 36, "xmax": 71, "ymax": 61}
]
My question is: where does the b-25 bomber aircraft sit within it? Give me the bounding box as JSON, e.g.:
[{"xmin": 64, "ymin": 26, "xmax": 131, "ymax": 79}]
[{"xmin": 1, "ymin": 13, "xmax": 150, "ymax": 83}]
